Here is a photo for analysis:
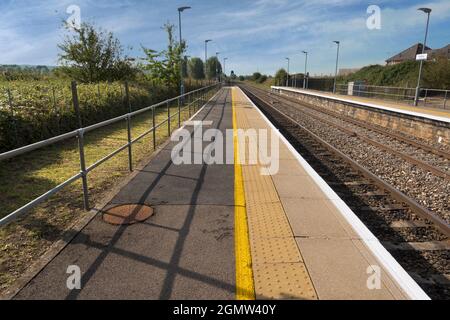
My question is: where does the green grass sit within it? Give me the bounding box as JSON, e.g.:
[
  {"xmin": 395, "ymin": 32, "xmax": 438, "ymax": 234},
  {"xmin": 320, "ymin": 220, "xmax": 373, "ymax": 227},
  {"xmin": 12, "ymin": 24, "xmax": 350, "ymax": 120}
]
[{"xmin": 0, "ymin": 89, "xmax": 216, "ymax": 294}]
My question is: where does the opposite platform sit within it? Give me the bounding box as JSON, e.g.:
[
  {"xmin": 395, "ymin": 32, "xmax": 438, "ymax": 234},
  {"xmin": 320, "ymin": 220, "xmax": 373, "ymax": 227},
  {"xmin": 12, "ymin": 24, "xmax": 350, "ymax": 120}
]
[{"xmin": 272, "ymin": 86, "xmax": 450, "ymax": 123}]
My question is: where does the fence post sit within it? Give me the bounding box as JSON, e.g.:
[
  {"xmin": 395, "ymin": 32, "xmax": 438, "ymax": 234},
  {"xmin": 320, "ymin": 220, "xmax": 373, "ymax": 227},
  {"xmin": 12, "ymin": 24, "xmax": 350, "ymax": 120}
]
[
  {"xmin": 167, "ymin": 100, "xmax": 171, "ymax": 136},
  {"xmin": 71, "ymin": 81, "xmax": 83, "ymax": 128},
  {"xmin": 7, "ymin": 88, "xmax": 18, "ymax": 146},
  {"xmin": 424, "ymin": 89, "xmax": 428, "ymax": 107},
  {"xmin": 52, "ymin": 87, "xmax": 61, "ymax": 134},
  {"xmin": 152, "ymin": 107, "xmax": 156, "ymax": 150},
  {"xmin": 77, "ymin": 129, "xmax": 90, "ymax": 210},
  {"xmin": 178, "ymin": 96, "xmax": 181, "ymax": 128},
  {"xmin": 124, "ymin": 81, "xmax": 132, "ymax": 114},
  {"xmin": 126, "ymin": 115, "xmax": 133, "ymax": 171}
]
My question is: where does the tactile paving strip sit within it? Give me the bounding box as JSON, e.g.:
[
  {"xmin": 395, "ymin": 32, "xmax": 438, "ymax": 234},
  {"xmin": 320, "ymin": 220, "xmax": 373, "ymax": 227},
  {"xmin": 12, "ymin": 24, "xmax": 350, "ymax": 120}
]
[
  {"xmin": 246, "ymin": 203, "xmax": 292, "ymax": 238},
  {"xmin": 253, "ymin": 263, "xmax": 317, "ymax": 300},
  {"xmin": 233, "ymin": 88, "xmax": 318, "ymax": 300}
]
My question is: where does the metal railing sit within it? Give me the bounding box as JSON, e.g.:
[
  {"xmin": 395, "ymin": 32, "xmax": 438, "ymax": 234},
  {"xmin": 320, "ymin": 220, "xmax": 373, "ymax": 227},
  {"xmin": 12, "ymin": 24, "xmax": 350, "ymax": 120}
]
[
  {"xmin": 0, "ymin": 83, "xmax": 219, "ymax": 227},
  {"xmin": 335, "ymin": 84, "xmax": 449, "ymax": 110}
]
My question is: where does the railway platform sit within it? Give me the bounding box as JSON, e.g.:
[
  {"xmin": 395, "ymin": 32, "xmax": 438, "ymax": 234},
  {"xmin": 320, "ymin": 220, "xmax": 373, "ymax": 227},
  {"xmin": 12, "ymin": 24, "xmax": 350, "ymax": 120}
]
[
  {"xmin": 12, "ymin": 87, "xmax": 429, "ymax": 300},
  {"xmin": 272, "ymin": 86, "xmax": 450, "ymax": 122}
]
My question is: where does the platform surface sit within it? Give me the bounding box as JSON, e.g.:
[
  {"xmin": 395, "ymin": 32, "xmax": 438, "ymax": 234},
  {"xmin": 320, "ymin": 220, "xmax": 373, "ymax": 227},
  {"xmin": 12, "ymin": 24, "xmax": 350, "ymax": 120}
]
[
  {"xmin": 13, "ymin": 86, "xmax": 420, "ymax": 300},
  {"xmin": 272, "ymin": 86, "xmax": 450, "ymax": 122},
  {"xmin": 233, "ymin": 88, "xmax": 409, "ymax": 300},
  {"xmin": 15, "ymin": 89, "xmax": 236, "ymax": 300}
]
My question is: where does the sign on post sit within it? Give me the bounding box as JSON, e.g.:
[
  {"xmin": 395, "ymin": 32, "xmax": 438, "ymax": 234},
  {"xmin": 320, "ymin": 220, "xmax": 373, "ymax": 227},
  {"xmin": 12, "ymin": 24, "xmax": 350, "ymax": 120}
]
[{"xmin": 416, "ymin": 53, "xmax": 428, "ymax": 61}]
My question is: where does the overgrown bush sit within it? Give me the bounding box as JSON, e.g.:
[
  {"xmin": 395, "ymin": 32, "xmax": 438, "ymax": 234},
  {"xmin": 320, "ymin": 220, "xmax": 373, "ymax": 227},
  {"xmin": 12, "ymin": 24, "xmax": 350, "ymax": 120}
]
[{"xmin": 0, "ymin": 79, "xmax": 202, "ymax": 152}]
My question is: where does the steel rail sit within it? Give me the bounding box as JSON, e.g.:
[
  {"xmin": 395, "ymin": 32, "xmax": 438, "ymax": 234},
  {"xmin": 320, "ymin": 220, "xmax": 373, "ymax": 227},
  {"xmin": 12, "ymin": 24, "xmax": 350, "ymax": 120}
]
[
  {"xmin": 241, "ymin": 85, "xmax": 450, "ymax": 238},
  {"xmin": 0, "ymin": 173, "xmax": 83, "ymax": 226},
  {"xmin": 265, "ymin": 85, "xmax": 450, "ymax": 160}
]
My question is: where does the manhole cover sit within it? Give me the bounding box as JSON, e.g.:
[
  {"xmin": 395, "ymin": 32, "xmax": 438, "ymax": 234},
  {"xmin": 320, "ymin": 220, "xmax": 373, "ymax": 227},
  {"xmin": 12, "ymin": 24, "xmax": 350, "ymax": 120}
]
[{"xmin": 102, "ymin": 204, "xmax": 154, "ymax": 225}]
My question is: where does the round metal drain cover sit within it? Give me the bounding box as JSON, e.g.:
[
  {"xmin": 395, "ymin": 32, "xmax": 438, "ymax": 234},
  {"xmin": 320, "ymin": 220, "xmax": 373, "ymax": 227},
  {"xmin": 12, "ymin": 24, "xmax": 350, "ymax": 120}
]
[{"xmin": 103, "ymin": 204, "xmax": 154, "ymax": 225}]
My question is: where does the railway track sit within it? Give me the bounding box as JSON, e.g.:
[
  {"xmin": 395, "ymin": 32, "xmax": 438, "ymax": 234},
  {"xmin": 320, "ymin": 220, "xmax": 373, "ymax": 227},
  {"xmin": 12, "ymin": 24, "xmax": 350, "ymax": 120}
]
[
  {"xmin": 270, "ymin": 87, "xmax": 450, "ymax": 159},
  {"xmin": 239, "ymin": 84, "xmax": 450, "ymax": 299}
]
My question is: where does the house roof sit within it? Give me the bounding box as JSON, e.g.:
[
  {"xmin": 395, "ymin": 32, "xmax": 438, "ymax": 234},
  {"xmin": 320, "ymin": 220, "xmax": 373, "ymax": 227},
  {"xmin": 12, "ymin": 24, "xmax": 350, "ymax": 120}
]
[
  {"xmin": 429, "ymin": 44, "xmax": 450, "ymax": 59},
  {"xmin": 386, "ymin": 43, "xmax": 432, "ymax": 63}
]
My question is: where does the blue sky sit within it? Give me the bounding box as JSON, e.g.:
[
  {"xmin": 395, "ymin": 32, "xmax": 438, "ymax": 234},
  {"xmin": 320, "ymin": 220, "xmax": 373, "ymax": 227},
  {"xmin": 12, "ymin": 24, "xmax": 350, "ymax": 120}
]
[{"xmin": 0, "ymin": 0, "xmax": 449, "ymax": 76}]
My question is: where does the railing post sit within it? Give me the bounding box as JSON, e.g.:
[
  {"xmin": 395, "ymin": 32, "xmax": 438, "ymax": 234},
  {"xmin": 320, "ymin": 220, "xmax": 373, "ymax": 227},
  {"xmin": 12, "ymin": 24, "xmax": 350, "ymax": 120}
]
[
  {"xmin": 188, "ymin": 95, "xmax": 192, "ymax": 117},
  {"xmin": 424, "ymin": 89, "xmax": 428, "ymax": 107},
  {"xmin": 167, "ymin": 100, "xmax": 171, "ymax": 136},
  {"xmin": 152, "ymin": 107, "xmax": 156, "ymax": 150},
  {"xmin": 126, "ymin": 115, "xmax": 133, "ymax": 171},
  {"xmin": 77, "ymin": 129, "xmax": 89, "ymax": 210},
  {"xmin": 444, "ymin": 90, "xmax": 448, "ymax": 109}
]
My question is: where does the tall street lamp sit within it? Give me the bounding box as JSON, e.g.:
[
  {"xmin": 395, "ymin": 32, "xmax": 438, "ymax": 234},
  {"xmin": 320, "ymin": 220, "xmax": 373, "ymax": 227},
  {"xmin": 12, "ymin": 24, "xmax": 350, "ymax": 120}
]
[
  {"xmin": 205, "ymin": 39, "xmax": 212, "ymax": 80},
  {"xmin": 302, "ymin": 51, "xmax": 308, "ymax": 89},
  {"xmin": 178, "ymin": 6, "xmax": 191, "ymax": 96},
  {"xmin": 223, "ymin": 57, "xmax": 228, "ymax": 77},
  {"xmin": 333, "ymin": 41, "xmax": 340, "ymax": 94},
  {"xmin": 285, "ymin": 57, "xmax": 290, "ymax": 87},
  {"xmin": 414, "ymin": 7, "xmax": 432, "ymax": 106},
  {"xmin": 216, "ymin": 52, "xmax": 220, "ymax": 82}
]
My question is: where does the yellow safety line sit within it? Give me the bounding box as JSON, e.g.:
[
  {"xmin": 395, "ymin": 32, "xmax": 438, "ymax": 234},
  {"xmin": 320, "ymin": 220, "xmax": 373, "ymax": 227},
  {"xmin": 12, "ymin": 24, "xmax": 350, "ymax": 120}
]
[{"xmin": 232, "ymin": 87, "xmax": 256, "ymax": 300}]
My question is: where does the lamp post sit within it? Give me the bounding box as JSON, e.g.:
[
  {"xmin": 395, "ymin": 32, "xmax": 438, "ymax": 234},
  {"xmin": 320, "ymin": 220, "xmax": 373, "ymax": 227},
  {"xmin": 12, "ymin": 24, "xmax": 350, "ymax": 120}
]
[
  {"xmin": 285, "ymin": 57, "xmax": 290, "ymax": 87},
  {"xmin": 333, "ymin": 41, "xmax": 340, "ymax": 94},
  {"xmin": 204, "ymin": 39, "xmax": 212, "ymax": 81},
  {"xmin": 223, "ymin": 57, "xmax": 228, "ymax": 77},
  {"xmin": 414, "ymin": 8, "xmax": 432, "ymax": 106},
  {"xmin": 302, "ymin": 51, "xmax": 308, "ymax": 89},
  {"xmin": 178, "ymin": 6, "xmax": 191, "ymax": 97},
  {"xmin": 216, "ymin": 52, "xmax": 220, "ymax": 82}
]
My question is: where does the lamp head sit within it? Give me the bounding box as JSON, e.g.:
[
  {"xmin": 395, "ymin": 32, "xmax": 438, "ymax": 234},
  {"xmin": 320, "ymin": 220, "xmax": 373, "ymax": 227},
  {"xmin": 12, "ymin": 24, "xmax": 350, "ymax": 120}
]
[
  {"xmin": 302, "ymin": 51, "xmax": 308, "ymax": 54},
  {"xmin": 334, "ymin": 41, "xmax": 340, "ymax": 44},
  {"xmin": 418, "ymin": 7, "xmax": 432, "ymax": 14},
  {"xmin": 178, "ymin": 6, "xmax": 191, "ymax": 12},
  {"xmin": 205, "ymin": 39, "xmax": 212, "ymax": 43}
]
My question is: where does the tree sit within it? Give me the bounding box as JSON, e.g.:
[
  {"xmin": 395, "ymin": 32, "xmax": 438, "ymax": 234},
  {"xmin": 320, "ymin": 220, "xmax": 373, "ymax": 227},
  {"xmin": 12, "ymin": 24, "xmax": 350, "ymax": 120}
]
[
  {"xmin": 182, "ymin": 56, "xmax": 189, "ymax": 78},
  {"xmin": 274, "ymin": 69, "xmax": 287, "ymax": 86},
  {"xmin": 205, "ymin": 57, "xmax": 222, "ymax": 80},
  {"xmin": 141, "ymin": 23, "xmax": 185, "ymax": 89},
  {"xmin": 423, "ymin": 57, "xmax": 450, "ymax": 89},
  {"xmin": 252, "ymin": 72, "xmax": 262, "ymax": 81},
  {"xmin": 187, "ymin": 57, "xmax": 205, "ymax": 79},
  {"xmin": 258, "ymin": 75, "xmax": 268, "ymax": 83},
  {"xmin": 58, "ymin": 22, "xmax": 133, "ymax": 83}
]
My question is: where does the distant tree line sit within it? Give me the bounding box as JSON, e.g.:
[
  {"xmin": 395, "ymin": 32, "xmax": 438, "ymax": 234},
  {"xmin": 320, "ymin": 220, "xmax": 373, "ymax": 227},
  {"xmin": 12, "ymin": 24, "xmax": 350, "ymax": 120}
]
[
  {"xmin": 238, "ymin": 72, "xmax": 270, "ymax": 83},
  {"xmin": 1, "ymin": 21, "xmax": 223, "ymax": 88}
]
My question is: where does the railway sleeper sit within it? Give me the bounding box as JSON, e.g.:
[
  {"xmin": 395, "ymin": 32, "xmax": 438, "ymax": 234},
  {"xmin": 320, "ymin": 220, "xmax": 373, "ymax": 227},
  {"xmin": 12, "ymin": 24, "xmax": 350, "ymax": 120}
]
[{"xmin": 382, "ymin": 240, "xmax": 450, "ymax": 251}]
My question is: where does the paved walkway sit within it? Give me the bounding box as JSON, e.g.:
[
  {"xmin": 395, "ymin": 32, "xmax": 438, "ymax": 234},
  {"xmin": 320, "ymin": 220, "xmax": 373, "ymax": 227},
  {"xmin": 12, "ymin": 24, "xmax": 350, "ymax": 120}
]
[{"xmin": 16, "ymin": 89, "xmax": 235, "ymax": 300}]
